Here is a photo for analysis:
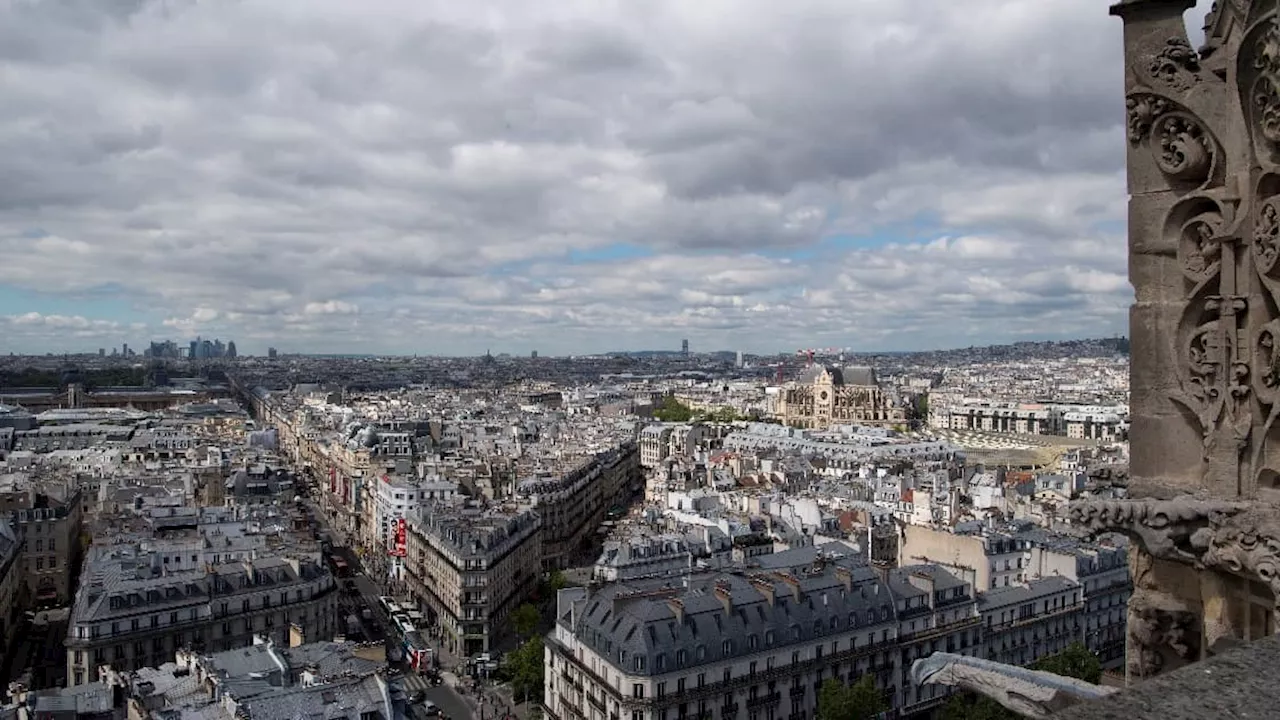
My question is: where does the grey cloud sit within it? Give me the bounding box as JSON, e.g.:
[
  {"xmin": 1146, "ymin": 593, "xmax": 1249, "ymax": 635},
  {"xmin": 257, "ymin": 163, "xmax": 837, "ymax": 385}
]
[{"xmin": 0, "ymin": 0, "xmax": 1210, "ymax": 354}]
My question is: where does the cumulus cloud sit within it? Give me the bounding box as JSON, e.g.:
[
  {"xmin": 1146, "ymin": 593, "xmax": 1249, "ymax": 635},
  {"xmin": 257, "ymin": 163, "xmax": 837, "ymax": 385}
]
[
  {"xmin": 0, "ymin": 0, "xmax": 1204, "ymax": 354},
  {"xmin": 1, "ymin": 312, "xmax": 121, "ymax": 342}
]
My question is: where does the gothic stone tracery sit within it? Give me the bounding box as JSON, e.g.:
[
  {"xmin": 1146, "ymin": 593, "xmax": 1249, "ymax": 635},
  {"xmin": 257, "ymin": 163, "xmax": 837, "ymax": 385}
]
[{"xmin": 1089, "ymin": 0, "xmax": 1280, "ymax": 684}]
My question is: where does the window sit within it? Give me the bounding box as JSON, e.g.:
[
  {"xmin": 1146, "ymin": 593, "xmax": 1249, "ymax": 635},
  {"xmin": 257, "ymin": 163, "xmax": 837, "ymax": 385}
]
[{"xmin": 632, "ymin": 684, "xmax": 645, "ymax": 698}]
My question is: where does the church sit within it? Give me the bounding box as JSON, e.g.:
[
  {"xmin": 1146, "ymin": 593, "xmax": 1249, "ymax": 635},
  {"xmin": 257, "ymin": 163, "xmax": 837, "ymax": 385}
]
[{"xmin": 777, "ymin": 364, "xmax": 905, "ymax": 429}]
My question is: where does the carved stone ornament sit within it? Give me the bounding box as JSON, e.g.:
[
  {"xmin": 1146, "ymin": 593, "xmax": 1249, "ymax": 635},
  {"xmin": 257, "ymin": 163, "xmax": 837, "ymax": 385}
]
[
  {"xmin": 1255, "ymin": 319, "xmax": 1280, "ymax": 402},
  {"xmin": 1127, "ymin": 592, "xmax": 1198, "ymax": 678},
  {"xmin": 1201, "ymin": 518, "xmax": 1280, "ymax": 589},
  {"xmin": 1127, "ymin": 94, "xmax": 1170, "ymax": 145},
  {"xmin": 1124, "ymin": 96, "xmax": 1216, "ymax": 186},
  {"xmin": 1180, "ymin": 215, "xmax": 1222, "ymax": 283},
  {"xmin": 911, "ymin": 653, "xmax": 1119, "ymax": 719},
  {"xmin": 1154, "ymin": 114, "xmax": 1214, "ymax": 182},
  {"xmin": 1068, "ymin": 498, "xmax": 1249, "ymax": 565},
  {"xmin": 1072, "ymin": 499, "xmax": 1280, "ymax": 600},
  {"xmin": 1254, "ymin": 17, "xmax": 1280, "ymax": 146},
  {"xmin": 1149, "ymin": 37, "xmax": 1202, "ymax": 91}
]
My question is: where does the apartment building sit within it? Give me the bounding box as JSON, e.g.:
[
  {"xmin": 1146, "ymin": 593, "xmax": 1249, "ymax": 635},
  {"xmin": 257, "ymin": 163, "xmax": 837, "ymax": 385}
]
[
  {"xmin": 517, "ymin": 442, "xmax": 641, "ymax": 570},
  {"xmin": 978, "ymin": 576, "xmax": 1083, "ymax": 667},
  {"xmin": 121, "ymin": 636, "xmax": 399, "ymax": 719},
  {"xmin": 0, "ymin": 521, "xmax": 23, "ymax": 661},
  {"xmin": 404, "ymin": 504, "xmax": 541, "ymax": 657},
  {"xmin": 946, "ymin": 404, "xmax": 1059, "ymax": 435},
  {"xmin": 639, "ymin": 424, "xmax": 708, "ymax": 469},
  {"xmin": 13, "ymin": 489, "xmax": 83, "ymax": 607},
  {"xmin": 1062, "ymin": 410, "xmax": 1127, "ymax": 441},
  {"xmin": 66, "ymin": 549, "xmax": 337, "ymax": 686},
  {"xmin": 898, "ymin": 523, "xmax": 1130, "ymax": 669},
  {"xmin": 545, "ymin": 556, "xmax": 979, "ymax": 720},
  {"xmin": 942, "ymin": 402, "xmax": 1128, "ymax": 440},
  {"xmin": 360, "ymin": 473, "xmax": 458, "ymax": 583}
]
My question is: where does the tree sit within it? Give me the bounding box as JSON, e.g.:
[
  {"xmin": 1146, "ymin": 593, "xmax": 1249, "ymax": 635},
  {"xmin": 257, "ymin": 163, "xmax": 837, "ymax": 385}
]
[
  {"xmin": 816, "ymin": 676, "xmax": 886, "ymax": 720},
  {"xmin": 1031, "ymin": 642, "xmax": 1102, "ymax": 684},
  {"xmin": 546, "ymin": 569, "xmax": 567, "ymax": 593},
  {"xmin": 536, "ymin": 569, "xmax": 569, "ymax": 602},
  {"xmin": 652, "ymin": 396, "xmax": 694, "ymax": 422},
  {"xmin": 506, "ymin": 637, "xmax": 545, "ymax": 704},
  {"xmin": 942, "ymin": 694, "xmax": 1019, "ymax": 720},
  {"xmin": 511, "ymin": 602, "xmax": 540, "ymax": 639}
]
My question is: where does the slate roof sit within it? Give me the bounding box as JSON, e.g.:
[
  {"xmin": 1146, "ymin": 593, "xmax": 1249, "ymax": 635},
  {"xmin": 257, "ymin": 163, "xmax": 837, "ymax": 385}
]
[{"xmin": 563, "ymin": 558, "xmax": 969, "ymax": 675}]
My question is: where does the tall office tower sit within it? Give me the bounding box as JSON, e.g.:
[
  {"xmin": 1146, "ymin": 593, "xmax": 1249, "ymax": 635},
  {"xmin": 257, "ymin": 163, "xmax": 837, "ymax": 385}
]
[{"xmin": 681, "ymin": 339, "xmax": 689, "ymax": 355}]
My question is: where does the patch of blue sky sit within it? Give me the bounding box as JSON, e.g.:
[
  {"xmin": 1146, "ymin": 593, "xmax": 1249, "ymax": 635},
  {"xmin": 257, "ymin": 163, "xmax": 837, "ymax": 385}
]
[
  {"xmin": 802, "ymin": 212, "xmax": 949, "ymax": 257},
  {"xmin": 565, "ymin": 243, "xmax": 652, "ymax": 264},
  {"xmin": 1089, "ymin": 219, "xmax": 1126, "ymax": 235},
  {"xmin": 0, "ymin": 283, "xmax": 152, "ymax": 323}
]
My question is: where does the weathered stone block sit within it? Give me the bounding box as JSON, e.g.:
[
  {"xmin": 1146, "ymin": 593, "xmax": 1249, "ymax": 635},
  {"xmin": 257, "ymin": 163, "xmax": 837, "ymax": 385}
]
[{"xmin": 1128, "ymin": 414, "xmax": 1203, "ymax": 489}]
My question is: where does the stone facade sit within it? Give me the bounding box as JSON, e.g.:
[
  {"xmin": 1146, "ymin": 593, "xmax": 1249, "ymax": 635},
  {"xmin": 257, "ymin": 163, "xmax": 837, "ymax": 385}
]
[
  {"xmin": 777, "ymin": 365, "xmax": 904, "ymax": 429},
  {"xmin": 1072, "ymin": 0, "xmax": 1280, "ymax": 685}
]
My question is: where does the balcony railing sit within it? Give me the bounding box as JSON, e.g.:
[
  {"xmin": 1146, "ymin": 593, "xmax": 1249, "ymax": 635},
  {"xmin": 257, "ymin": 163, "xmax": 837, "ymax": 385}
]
[{"xmin": 550, "ymin": 636, "xmax": 899, "ymax": 710}]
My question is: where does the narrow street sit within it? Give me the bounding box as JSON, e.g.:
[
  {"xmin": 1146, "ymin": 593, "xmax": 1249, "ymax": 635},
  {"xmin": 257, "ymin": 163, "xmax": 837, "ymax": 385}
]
[{"xmin": 301, "ymin": 492, "xmax": 477, "ymax": 718}]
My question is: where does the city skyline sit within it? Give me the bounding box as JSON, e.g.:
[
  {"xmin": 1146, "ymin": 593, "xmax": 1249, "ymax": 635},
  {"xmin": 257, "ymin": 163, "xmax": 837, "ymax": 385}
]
[
  {"xmin": 0, "ymin": 0, "xmax": 1200, "ymax": 356},
  {"xmin": 0, "ymin": 335, "xmax": 1128, "ymax": 360}
]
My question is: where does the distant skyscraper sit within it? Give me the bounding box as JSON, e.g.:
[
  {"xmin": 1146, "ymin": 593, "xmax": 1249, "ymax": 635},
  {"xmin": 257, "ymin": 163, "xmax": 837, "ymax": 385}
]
[
  {"xmin": 681, "ymin": 339, "xmax": 689, "ymax": 355},
  {"xmin": 268, "ymin": 347, "xmax": 278, "ymax": 359},
  {"xmin": 736, "ymin": 351, "xmax": 744, "ymax": 368},
  {"xmin": 226, "ymin": 341, "xmax": 237, "ymax": 358},
  {"xmin": 531, "ymin": 350, "xmax": 538, "ymax": 359},
  {"xmin": 98, "ymin": 348, "xmax": 105, "ymax": 357}
]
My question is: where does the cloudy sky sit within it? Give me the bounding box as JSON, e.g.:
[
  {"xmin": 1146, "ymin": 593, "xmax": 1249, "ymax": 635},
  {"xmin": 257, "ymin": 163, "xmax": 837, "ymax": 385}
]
[{"xmin": 0, "ymin": 0, "xmax": 1214, "ymax": 356}]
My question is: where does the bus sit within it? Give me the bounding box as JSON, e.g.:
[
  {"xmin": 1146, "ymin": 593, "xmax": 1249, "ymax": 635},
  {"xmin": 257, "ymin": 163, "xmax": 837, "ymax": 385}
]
[
  {"xmin": 329, "ymin": 554, "xmax": 351, "ymax": 578},
  {"xmin": 379, "ymin": 596, "xmax": 404, "ymax": 617},
  {"xmin": 403, "ymin": 630, "xmax": 433, "ymax": 670},
  {"xmin": 391, "ymin": 614, "xmax": 416, "ymax": 638}
]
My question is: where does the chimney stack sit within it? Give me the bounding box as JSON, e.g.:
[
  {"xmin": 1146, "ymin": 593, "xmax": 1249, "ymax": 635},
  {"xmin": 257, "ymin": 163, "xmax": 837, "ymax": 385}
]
[
  {"xmin": 749, "ymin": 576, "xmax": 776, "ymax": 606},
  {"xmin": 666, "ymin": 598, "xmax": 685, "ymax": 625},
  {"xmin": 714, "ymin": 581, "xmax": 733, "ymax": 615},
  {"xmin": 834, "ymin": 566, "xmax": 853, "ymax": 593}
]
